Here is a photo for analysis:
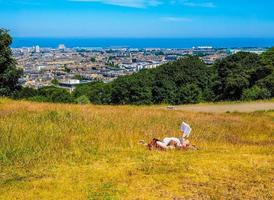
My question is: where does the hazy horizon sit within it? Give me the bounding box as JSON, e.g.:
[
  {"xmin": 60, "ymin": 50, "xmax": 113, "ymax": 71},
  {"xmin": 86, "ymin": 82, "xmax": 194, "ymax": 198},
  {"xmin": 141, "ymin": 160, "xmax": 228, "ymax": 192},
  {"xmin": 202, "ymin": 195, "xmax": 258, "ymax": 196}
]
[
  {"xmin": 11, "ymin": 36, "xmax": 274, "ymax": 39},
  {"xmin": 11, "ymin": 37, "xmax": 274, "ymax": 48}
]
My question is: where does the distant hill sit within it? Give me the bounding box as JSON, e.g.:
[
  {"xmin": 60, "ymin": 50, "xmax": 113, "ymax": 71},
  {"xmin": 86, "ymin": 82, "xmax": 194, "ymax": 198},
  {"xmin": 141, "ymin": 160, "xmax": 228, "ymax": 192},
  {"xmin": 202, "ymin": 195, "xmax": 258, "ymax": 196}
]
[
  {"xmin": 71, "ymin": 48, "xmax": 274, "ymax": 105},
  {"xmin": 80, "ymin": 56, "xmax": 213, "ymax": 105},
  {"xmin": 11, "ymin": 45, "xmax": 274, "ymax": 105}
]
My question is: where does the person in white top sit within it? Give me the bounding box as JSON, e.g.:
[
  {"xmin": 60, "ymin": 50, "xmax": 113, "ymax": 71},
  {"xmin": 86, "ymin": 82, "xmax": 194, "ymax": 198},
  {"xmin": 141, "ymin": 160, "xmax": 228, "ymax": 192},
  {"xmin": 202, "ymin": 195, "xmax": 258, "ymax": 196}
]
[
  {"xmin": 155, "ymin": 137, "xmax": 190, "ymax": 150},
  {"xmin": 140, "ymin": 122, "xmax": 196, "ymax": 150}
]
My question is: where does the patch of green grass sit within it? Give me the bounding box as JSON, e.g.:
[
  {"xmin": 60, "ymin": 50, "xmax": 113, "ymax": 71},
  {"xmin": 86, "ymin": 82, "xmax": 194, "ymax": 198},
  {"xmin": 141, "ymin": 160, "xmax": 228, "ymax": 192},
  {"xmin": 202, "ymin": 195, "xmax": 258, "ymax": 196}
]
[{"xmin": 88, "ymin": 182, "xmax": 123, "ymax": 200}]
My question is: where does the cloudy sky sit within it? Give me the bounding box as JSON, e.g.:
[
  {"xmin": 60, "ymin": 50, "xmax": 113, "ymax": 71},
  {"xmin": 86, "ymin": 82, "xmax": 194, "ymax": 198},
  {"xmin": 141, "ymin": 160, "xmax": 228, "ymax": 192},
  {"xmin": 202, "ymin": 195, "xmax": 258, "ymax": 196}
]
[{"xmin": 1, "ymin": 0, "xmax": 274, "ymax": 37}]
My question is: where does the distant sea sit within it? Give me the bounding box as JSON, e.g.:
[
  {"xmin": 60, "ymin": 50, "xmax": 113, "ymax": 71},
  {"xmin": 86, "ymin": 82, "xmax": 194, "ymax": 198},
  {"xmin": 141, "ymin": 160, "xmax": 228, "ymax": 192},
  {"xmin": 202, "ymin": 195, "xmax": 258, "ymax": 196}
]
[{"xmin": 11, "ymin": 38, "xmax": 274, "ymax": 49}]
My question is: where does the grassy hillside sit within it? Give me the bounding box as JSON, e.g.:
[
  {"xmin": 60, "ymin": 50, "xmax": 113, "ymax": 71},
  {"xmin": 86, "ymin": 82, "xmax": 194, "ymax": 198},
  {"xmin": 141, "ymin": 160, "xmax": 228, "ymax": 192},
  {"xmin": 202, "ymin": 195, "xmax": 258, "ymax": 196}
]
[{"xmin": 0, "ymin": 98, "xmax": 273, "ymax": 199}]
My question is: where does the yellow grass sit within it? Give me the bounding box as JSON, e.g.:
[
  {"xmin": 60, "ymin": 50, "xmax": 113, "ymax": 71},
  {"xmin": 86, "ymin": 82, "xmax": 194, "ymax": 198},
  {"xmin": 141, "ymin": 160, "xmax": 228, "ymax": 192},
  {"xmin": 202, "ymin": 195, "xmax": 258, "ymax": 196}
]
[{"xmin": 0, "ymin": 98, "xmax": 273, "ymax": 199}]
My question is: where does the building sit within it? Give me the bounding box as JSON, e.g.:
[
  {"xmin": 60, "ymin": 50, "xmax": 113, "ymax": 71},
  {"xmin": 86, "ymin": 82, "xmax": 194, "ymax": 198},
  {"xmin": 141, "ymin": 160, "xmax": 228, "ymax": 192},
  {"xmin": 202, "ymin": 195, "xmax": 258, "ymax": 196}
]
[
  {"xmin": 193, "ymin": 46, "xmax": 215, "ymax": 55},
  {"xmin": 35, "ymin": 45, "xmax": 40, "ymax": 53},
  {"xmin": 58, "ymin": 79, "xmax": 91, "ymax": 93},
  {"xmin": 58, "ymin": 44, "xmax": 66, "ymax": 50}
]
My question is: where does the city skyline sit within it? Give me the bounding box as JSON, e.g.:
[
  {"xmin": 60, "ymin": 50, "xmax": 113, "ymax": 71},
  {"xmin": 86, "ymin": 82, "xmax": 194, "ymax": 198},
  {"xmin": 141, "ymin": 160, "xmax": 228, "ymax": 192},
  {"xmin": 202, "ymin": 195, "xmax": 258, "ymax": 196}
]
[{"xmin": 1, "ymin": 0, "xmax": 274, "ymax": 38}]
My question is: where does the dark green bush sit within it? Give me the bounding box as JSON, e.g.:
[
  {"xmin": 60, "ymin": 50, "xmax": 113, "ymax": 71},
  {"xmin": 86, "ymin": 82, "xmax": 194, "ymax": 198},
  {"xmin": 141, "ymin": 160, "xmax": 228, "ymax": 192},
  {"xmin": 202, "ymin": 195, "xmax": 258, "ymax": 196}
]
[
  {"xmin": 242, "ymin": 86, "xmax": 271, "ymax": 100},
  {"xmin": 13, "ymin": 87, "xmax": 38, "ymax": 99},
  {"xmin": 75, "ymin": 95, "xmax": 91, "ymax": 104},
  {"xmin": 28, "ymin": 95, "xmax": 48, "ymax": 102},
  {"xmin": 256, "ymin": 72, "xmax": 274, "ymax": 96},
  {"xmin": 37, "ymin": 87, "xmax": 73, "ymax": 103},
  {"xmin": 177, "ymin": 84, "xmax": 202, "ymax": 104}
]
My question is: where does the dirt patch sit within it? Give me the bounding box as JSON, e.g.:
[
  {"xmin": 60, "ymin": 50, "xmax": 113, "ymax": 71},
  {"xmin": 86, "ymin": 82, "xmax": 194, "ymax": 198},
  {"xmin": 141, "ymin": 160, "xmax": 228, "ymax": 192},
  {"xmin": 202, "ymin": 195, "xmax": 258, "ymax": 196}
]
[{"xmin": 170, "ymin": 102, "xmax": 274, "ymax": 113}]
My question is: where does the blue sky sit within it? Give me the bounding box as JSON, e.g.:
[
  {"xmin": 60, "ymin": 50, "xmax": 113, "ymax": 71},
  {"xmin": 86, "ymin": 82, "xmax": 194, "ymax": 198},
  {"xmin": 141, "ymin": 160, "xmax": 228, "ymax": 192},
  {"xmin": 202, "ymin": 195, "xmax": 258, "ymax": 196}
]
[{"xmin": 1, "ymin": 0, "xmax": 274, "ymax": 38}]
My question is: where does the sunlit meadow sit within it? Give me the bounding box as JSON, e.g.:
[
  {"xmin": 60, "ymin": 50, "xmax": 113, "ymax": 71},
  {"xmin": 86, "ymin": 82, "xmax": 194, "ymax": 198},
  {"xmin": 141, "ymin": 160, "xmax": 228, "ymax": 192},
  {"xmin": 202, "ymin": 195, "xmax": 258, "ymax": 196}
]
[{"xmin": 0, "ymin": 98, "xmax": 273, "ymax": 199}]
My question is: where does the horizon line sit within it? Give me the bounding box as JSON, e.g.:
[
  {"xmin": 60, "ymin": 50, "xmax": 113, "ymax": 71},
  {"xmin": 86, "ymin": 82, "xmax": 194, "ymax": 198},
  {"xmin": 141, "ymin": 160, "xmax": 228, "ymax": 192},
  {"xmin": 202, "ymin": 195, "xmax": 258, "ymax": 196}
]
[{"xmin": 12, "ymin": 37, "xmax": 274, "ymax": 39}]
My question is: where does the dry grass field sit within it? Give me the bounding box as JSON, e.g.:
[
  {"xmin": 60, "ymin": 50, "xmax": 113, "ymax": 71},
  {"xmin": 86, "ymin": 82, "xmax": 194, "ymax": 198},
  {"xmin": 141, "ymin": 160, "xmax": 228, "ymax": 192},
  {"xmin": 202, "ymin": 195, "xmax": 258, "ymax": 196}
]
[{"xmin": 0, "ymin": 98, "xmax": 273, "ymax": 199}]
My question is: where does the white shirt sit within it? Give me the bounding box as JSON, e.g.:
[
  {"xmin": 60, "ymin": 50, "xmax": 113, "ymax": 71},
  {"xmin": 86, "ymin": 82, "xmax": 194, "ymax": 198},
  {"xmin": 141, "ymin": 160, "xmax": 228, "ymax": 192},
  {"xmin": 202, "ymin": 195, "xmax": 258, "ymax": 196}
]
[{"xmin": 162, "ymin": 137, "xmax": 182, "ymax": 147}]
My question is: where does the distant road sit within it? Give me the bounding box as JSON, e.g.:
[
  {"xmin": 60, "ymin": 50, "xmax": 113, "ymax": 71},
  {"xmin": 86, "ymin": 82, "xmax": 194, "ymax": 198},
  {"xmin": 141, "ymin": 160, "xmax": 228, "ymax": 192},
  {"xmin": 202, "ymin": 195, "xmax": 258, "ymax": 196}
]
[{"xmin": 168, "ymin": 102, "xmax": 274, "ymax": 113}]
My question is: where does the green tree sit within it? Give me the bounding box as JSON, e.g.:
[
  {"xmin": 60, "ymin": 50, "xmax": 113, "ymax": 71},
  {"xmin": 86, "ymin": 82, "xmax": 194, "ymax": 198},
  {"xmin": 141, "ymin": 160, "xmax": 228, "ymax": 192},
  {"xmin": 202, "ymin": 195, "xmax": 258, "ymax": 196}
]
[
  {"xmin": 126, "ymin": 72, "xmax": 153, "ymax": 105},
  {"xmin": 73, "ymin": 82, "xmax": 112, "ymax": 105},
  {"xmin": 90, "ymin": 57, "xmax": 96, "ymax": 62},
  {"xmin": 51, "ymin": 78, "xmax": 59, "ymax": 85},
  {"xmin": 63, "ymin": 64, "xmax": 71, "ymax": 73},
  {"xmin": 73, "ymin": 74, "xmax": 84, "ymax": 80},
  {"xmin": 0, "ymin": 29, "xmax": 22, "ymax": 96},
  {"xmin": 73, "ymin": 82, "xmax": 95, "ymax": 98},
  {"xmin": 28, "ymin": 95, "xmax": 48, "ymax": 102},
  {"xmin": 256, "ymin": 48, "xmax": 274, "ymax": 97},
  {"xmin": 112, "ymin": 70, "xmax": 153, "ymax": 105},
  {"xmin": 261, "ymin": 47, "xmax": 274, "ymax": 67},
  {"xmin": 152, "ymin": 79, "xmax": 177, "ymax": 104},
  {"xmin": 213, "ymin": 52, "xmax": 262, "ymax": 100},
  {"xmin": 152, "ymin": 56, "xmax": 211, "ymax": 104},
  {"xmin": 37, "ymin": 86, "xmax": 73, "ymax": 103},
  {"xmin": 14, "ymin": 87, "xmax": 37, "ymax": 99},
  {"xmin": 177, "ymin": 84, "xmax": 202, "ymax": 104},
  {"xmin": 242, "ymin": 86, "xmax": 271, "ymax": 100},
  {"xmin": 111, "ymin": 77, "xmax": 131, "ymax": 104},
  {"xmin": 256, "ymin": 72, "xmax": 274, "ymax": 96},
  {"xmin": 75, "ymin": 95, "xmax": 90, "ymax": 104},
  {"xmin": 89, "ymin": 82, "xmax": 112, "ymax": 104}
]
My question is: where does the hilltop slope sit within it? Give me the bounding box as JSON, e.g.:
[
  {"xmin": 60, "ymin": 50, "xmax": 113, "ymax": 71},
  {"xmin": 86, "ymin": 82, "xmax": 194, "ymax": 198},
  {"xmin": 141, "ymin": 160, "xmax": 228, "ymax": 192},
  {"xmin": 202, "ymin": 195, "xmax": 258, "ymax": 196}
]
[{"xmin": 0, "ymin": 99, "xmax": 273, "ymax": 199}]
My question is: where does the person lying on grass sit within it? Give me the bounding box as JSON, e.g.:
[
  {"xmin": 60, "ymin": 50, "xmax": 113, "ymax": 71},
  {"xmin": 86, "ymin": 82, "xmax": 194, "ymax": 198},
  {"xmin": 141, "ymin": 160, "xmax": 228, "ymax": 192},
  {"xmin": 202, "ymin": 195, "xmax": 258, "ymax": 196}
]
[
  {"xmin": 139, "ymin": 122, "xmax": 198, "ymax": 150},
  {"xmin": 140, "ymin": 137, "xmax": 197, "ymax": 150}
]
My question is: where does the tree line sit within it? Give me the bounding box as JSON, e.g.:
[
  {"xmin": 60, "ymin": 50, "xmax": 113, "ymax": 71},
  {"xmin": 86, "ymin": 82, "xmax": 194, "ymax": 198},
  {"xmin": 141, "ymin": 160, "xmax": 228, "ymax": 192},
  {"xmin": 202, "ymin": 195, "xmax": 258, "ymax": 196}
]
[{"xmin": 1, "ymin": 29, "xmax": 273, "ymax": 105}]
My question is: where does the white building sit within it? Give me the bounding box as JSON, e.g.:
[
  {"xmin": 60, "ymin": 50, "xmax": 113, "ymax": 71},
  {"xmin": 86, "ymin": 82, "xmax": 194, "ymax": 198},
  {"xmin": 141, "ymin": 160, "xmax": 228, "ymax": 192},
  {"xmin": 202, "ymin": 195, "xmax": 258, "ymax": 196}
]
[
  {"xmin": 35, "ymin": 45, "xmax": 40, "ymax": 53},
  {"xmin": 58, "ymin": 44, "xmax": 66, "ymax": 50}
]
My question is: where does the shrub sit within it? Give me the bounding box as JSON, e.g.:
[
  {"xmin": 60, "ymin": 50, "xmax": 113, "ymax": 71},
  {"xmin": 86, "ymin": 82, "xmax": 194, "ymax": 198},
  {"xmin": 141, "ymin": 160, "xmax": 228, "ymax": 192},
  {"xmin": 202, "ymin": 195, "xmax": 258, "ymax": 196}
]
[
  {"xmin": 241, "ymin": 86, "xmax": 271, "ymax": 101},
  {"xmin": 256, "ymin": 72, "xmax": 274, "ymax": 97},
  {"xmin": 213, "ymin": 52, "xmax": 261, "ymax": 100},
  {"xmin": 38, "ymin": 86, "xmax": 73, "ymax": 103},
  {"xmin": 177, "ymin": 84, "xmax": 202, "ymax": 104},
  {"xmin": 75, "ymin": 95, "xmax": 90, "ymax": 104},
  {"xmin": 28, "ymin": 95, "xmax": 48, "ymax": 102},
  {"xmin": 13, "ymin": 87, "xmax": 38, "ymax": 99}
]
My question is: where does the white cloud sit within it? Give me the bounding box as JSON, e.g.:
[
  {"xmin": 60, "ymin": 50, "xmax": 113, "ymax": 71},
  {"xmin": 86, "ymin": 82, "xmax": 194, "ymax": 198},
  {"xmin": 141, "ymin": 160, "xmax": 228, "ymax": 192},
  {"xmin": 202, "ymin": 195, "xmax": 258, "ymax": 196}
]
[
  {"xmin": 68, "ymin": 0, "xmax": 215, "ymax": 8},
  {"xmin": 161, "ymin": 16, "xmax": 192, "ymax": 22},
  {"xmin": 69, "ymin": 0, "xmax": 162, "ymax": 8},
  {"xmin": 182, "ymin": 1, "xmax": 216, "ymax": 8}
]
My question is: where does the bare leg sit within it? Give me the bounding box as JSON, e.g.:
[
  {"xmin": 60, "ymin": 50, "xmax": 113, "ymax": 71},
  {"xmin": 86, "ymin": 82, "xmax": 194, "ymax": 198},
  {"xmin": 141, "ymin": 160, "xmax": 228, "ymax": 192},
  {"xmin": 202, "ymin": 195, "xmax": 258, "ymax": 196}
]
[{"xmin": 156, "ymin": 141, "xmax": 175, "ymax": 150}]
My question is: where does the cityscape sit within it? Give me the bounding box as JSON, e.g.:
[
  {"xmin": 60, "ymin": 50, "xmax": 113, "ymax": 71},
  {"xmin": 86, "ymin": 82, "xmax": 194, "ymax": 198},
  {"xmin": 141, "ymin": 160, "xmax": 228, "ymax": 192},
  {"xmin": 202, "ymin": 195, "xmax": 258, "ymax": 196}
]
[{"xmin": 12, "ymin": 45, "xmax": 267, "ymax": 91}]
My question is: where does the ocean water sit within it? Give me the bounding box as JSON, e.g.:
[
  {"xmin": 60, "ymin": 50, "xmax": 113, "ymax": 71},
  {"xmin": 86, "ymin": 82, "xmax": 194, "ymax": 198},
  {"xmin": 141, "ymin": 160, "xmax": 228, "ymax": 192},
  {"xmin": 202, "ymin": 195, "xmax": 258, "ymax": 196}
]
[{"xmin": 12, "ymin": 38, "xmax": 274, "ymax": 48}]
